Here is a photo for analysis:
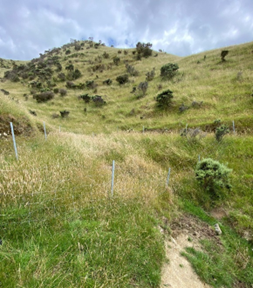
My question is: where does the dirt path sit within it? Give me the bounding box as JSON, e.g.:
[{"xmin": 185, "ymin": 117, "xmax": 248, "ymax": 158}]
[
  {"xmin": 160, "ymin": 234, "xmax": 211, "ymax": 288},
  {"xmin": 160, "ymin": 215, "xmax": 220, "ymax": 288}
]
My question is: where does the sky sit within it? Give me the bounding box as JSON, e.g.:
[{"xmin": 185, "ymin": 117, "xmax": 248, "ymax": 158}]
[{"xmin": 0, "ymin": 0, "xmax": 252, "ymax": 60}]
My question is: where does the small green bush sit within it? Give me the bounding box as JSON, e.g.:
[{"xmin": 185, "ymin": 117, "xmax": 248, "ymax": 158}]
[
  {"xmin": 156, "ymin": 89, "xmax": 173, "ymax": 108},
  {"xmin": 113, "ymin": 56, "xmax": 120, "ymax": 66},
  {"xmin": 136, "ymin": 42, "xmax": 152, "ymax": 58},
  {"xmin": 116, "ymin": 74, "xmax": 129, "ymax": 85},
  {"xmin": 215, "ymin": 125, "xmax": 229, "ymax": 142},
  {"xmin": 195, "ymin": 158, "xmax": 232, "ymax": 199},
  {"xmin": 160, "ymin": 63, "xmax": 179, "ymax": 79}
]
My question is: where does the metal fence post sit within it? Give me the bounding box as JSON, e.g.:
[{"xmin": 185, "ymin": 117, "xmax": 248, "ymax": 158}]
[
  {"xmin": 166, "ymin": 168, "xmax": 171, "ymax": 187},
  {"xmin": 10, "ymin": 122, "xmax": 18, "ymax": 160}
]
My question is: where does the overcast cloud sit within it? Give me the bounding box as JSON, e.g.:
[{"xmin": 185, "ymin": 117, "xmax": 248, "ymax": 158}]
[{"xmin": 0, "ymin": 0, "xmax": 252, "ymax": 60}]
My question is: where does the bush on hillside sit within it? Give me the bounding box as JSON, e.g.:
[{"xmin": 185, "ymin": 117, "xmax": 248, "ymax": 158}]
[
  {"xmin": 57, "ymin": 72, "xmax": 66, "ymax": 82},
  {"xmin": 215, "ymin": 124, "xmax": 229, "ymax": 142},
  {"xmin": 80, "ymin": 94, "xmax": 91, "ymax": 103},
  {"xmin": 136, "ymin": 42, "xmax": 152, "ymax": 59},
  {"xmin": 116, "ymin": 74, "xmax": 129, "ymax": 85},
  {"xmin": 92, "ymin": 95, "xmax": 106, "ymax": 106},
  {"xmin": 160, "ymin": 63, "xmax": 179, "ymax": 79},
  {"xmin": 34, "ymin": 91, "xmax": 54, "ymax": 103},
  {"xmin": 125, "ymin": 64, "xmax": 139, "ymax": 76},
  {"xmin": 59, "ymin": 89, "xmax": 67, "ymax": 97},
  {"xmin": 103, "ymin": 79, "xmax": 112, "ymax": 85},
  {"xmin": 113, "ymin": 56, "xmax": 120, "ymax": 66},
  {"xmin": 137, "ymin": 82, "xmax": 148, "ymax": 97},
  {"xmin": 146, "ymin": 68, "xmax": 155, "ymax": 81},
  {"xmin": 195, "ymin": 158, "xmax": 232, "ymax": 199},
  {"xmin": 156, "ymin": 89, "xmax": 173, "ymax": 108},
  {"xmin": 221, "ymin": 50, "xmax": 229, "ymax": 62}
]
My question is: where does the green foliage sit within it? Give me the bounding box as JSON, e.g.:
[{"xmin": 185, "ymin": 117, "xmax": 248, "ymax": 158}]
[
  {"xmin": 221, "ymin": 50, "xmax": 229, "ymax": 61},
  {"xmin": 160, "ymin": 63, "xmax": 179, "ymax": 79},
  {"xmin": 102, "ymin": 78, "xmax": 112, "ymax": 85},
  {"xmin": 116, "ymin": 74, "xmax": 129, "ymax": 85},
  {"xmin": 113, "ymin": 56, "xmax": 120, "ymax": 66},
  {"xmin": 136, "ymin": 42, "xmax": 152, "ymax": 59},
  {"xmin": 59, "ymin": 88, "xmax": 67, "ymax": 97},
  {"xmin": 92, "ymin": 95, "xmax": 106, "ymax": 106},
  {"xmin": 215, "ymin": 124, "xmax": 229, "ymax": 142},
  {"xmin": 195, "ymin": 158, "xmax": 232, "ymax": 199},
  {"xmin": 156, "ymin": 89, "xmax": 173, "ymax": 108},
  {"xmin": 65, "ymin": 63, "xmax": 74, "ymax": 71}
]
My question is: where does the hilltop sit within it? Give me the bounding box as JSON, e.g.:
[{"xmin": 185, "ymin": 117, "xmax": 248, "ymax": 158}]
[{"xmin": 0, "ymin": 41, "xmax": 253, "ymax": 287}]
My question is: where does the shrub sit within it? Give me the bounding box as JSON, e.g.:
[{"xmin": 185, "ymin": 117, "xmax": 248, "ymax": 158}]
[
  {"xmin": 113, "ymin": 56, "xmax": 120, "ymax": 66},
  {"xmin": 137, "ymin": 82, "xmax": 148, "ymax": 97},
  {"xmin": 57, "ymin": 72, "xmax": 66, "ymax": 82},
  {"xmin": 80, "ymin": 94, "xmax": 91, "ymax": 103},
  {"xmin": 156, "ymin": 89, "xmax": 173, "ymax": 108},
  {"xmin": 221, "ymin": 50, "xmax": 229, "ymax": 62},
  {"xmin": 65, "ymin": 64, "xmax": 74, "ymax": 71},
  {"xmin": 116, "ymin": 74, "xmax": 129, "ymax": 85},
  {"xmin": 65, "ymin": 49, "xmax": 71, "ymax": 55},
  {"xmin": 160, "ymin": 63, "xmax": 179, "ymax": 79},
  {"xmin": 59, "ymin": 89, "xmax": 67, "ymax": 97},
  {"xmin": 103, "ymin": 52, "xmax": 110, "ymax": 59},
  {"xmin": 195, "ymin": 158, "xmax": 232, "ymax": 199},
  {"xmin": 72, "ymin": 69, "xmax": 82, "ymax": 80},
  {"xmin": 215, "ymin": 125, "xmax": 229, "ymax": 142},
  {"xmin": 53, "ymin": 88, "xmax": 59, "ymax": 94},
  {"xmin": 34, "ymin": 91, "xmax": 54, "ymax": 103},
  {"xmin": 60, "ymin": 110, "xmax": 69, "ymax": 118},
  {"xmin": 103, "ymin": 79, "xmax": 112, "ymax": 85},
  {"xmin": 126, "ymin": 64, "xmax": 139, "ymax": 76},
  {"xmin": 146, "ymin": 68, "xmax": 155, "ymax": 81},
  {"xmin": 136, "ymin": 42, "xmax": 152, "ymax": 58},
  {"xmin": 86, "ymin": 80, "xmax": 97, "ymax": 89},
  {"xmin": 92, "ymin": 95, "xmax": 106, "ymax": 106}
]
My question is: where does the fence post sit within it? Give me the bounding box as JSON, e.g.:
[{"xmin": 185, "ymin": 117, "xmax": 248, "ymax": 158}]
[
  {"xmin": 111, "ymin": 160, "xmax": 115, "ymax": 198},
  {"xmin": 43, "ymin": 122, "xmax": 47, "ymax": 140},
  {"xmin": 166, "ymin": 168, "xmax": 171, "ymax": 187},
  {"xmin": 232, "ymin": 120, "xmax": 235, "ymax": 134},
  {"xmin": 10, "ymin": 122, "xmax": 18, "ymax": 160}
]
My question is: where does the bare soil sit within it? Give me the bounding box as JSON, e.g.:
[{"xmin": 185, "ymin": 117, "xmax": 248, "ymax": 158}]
[{"xmin": 160, "ymin": 214, "xmax": 222, "ymax": 288}]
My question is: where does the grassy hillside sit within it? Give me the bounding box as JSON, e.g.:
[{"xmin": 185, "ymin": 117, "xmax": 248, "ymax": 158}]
[{"xmin": 0, "ymin": 40, "xmax": 253, "ymax": 287}]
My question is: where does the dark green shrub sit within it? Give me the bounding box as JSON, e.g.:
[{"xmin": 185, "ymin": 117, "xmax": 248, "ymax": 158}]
[
  {"xmin": 221, "ymin": 50, "xmax": 229, "ymax": 62},
  {"xmin": 53, "ymin": 88, "xmax": 59, "ymax": 94},
  {"xmin": 80, "ymin": 94, "xmax": 91, "ymax": 103},
  {"xmin": 86, "ymin": 80, "xmax": 97, "ymax": 89},
  {"xmin": 156, "ymin": 89, "xmax": 173, "ymax": 108},
  {"xmin": 215, "ymin": 125, "xmax": 229, "ymax": 142},
  {"xmin": 103, "ymin": 79, "xmax": 112, "ymax": 85},
  {"xmin": 58, "ymin": 73, "xmax": 66, "ymax": 81},
  {"xmin": 92, "ymin": 95, "xmax": 106, "ymax": 106},
  {"xmin": 66, "ymin": 81, "xmax": 75, "ymax": 89},
  {"xmin": 72, "ymin": 69, "xmax": 82, "ymax": 80},
  {"xmin": 160, "ymin": 63, "xmax": 179, "ymax": 79},
  {"xmin": 65, "ymin": 64, "xmax": 74, "ymax": 71},
  {"xmin": 103, "ymin": 52, "xmax": 110, "ymax": 59},
  {"xmin": 195, "ymin": 158, "xmax": 232, "ymax": 199},
  {"xmin": 116, "ymin": 74, "xmax": 129, "ymax": 85},
  {"xmin": 113, "ymin": 56, "xmax": 120, "ymax": 66},
  {"xmin": 136, "ymin": 42, "xmax": 152, "ymax": 58},
  {"xmin": 65, "ymin": 49, "xmax": 71, "ymax": 55}
]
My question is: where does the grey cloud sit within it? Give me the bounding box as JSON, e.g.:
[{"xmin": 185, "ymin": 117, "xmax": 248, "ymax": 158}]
[{"xmin": 0, "ymin": 0, "xmax": 252, "ymax": 60}]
